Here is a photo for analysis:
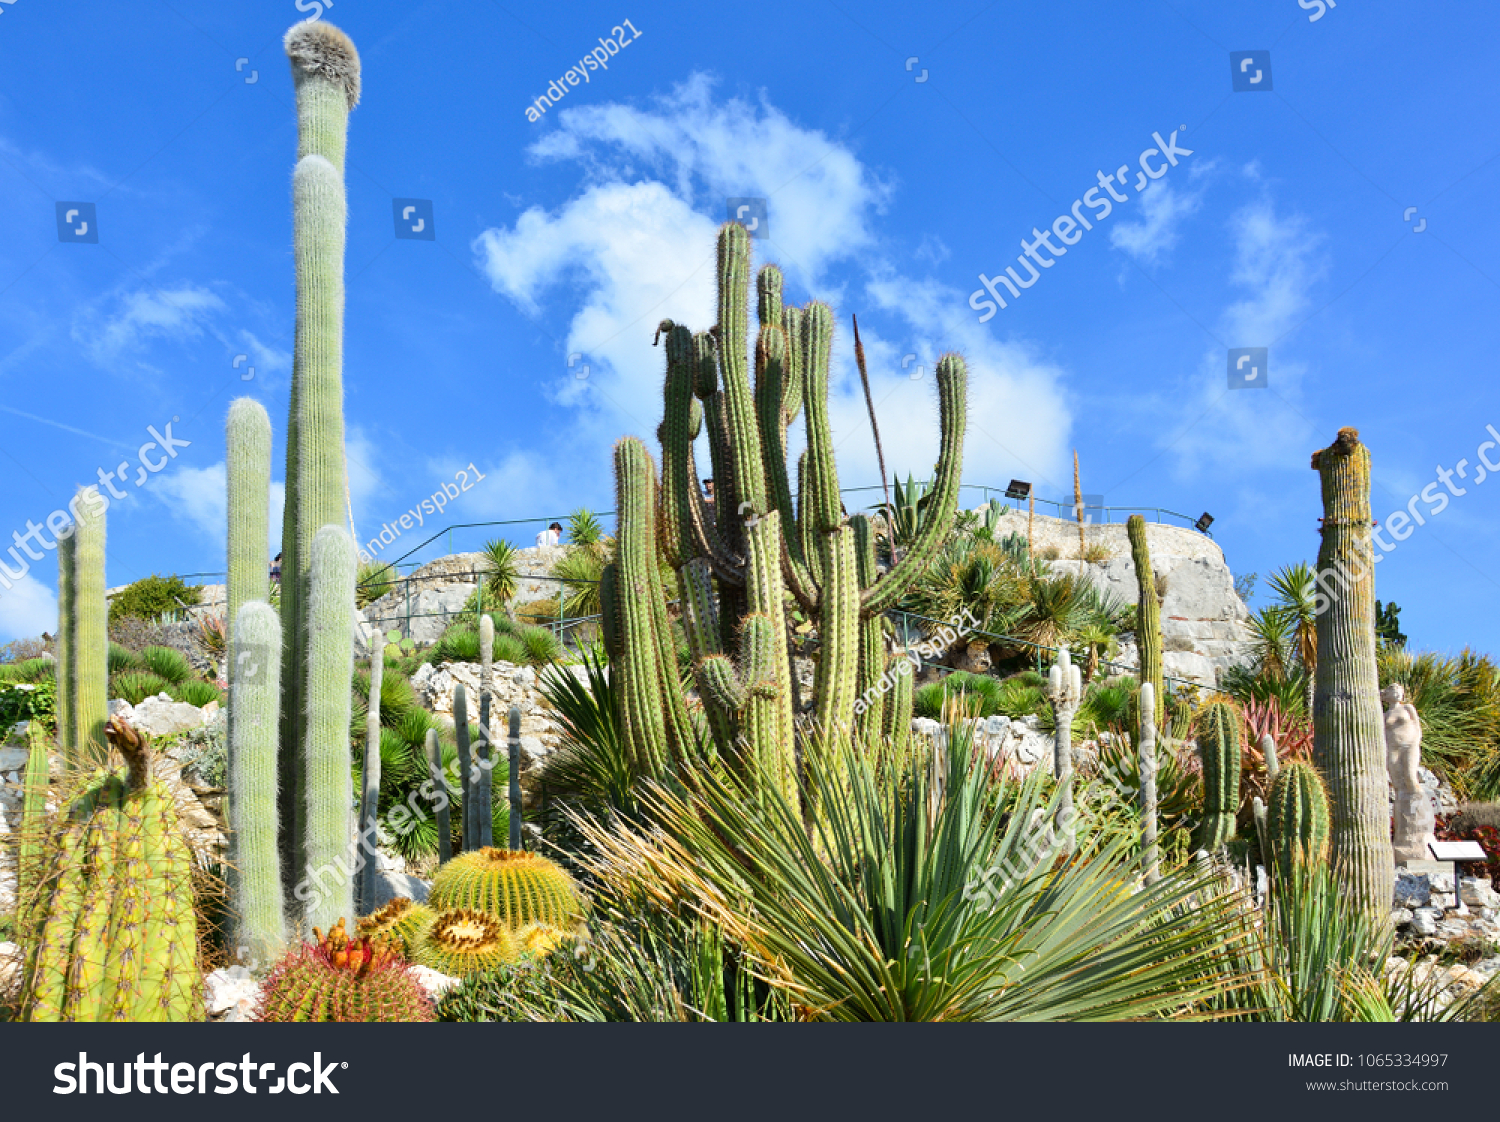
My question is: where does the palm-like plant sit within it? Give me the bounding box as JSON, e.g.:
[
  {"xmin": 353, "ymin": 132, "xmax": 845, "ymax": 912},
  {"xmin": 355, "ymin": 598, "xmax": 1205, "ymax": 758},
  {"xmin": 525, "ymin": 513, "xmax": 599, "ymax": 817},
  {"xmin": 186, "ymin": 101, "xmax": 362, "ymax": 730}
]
[
  {"xmin": 355, "ymin": 560, "xmax": 399, "ymax": 607},
  {"xmin": 577, "ymin": 728, "xmax": 1248, "ymax": 1021},
  {"xmin": 481, "ymin": 539, "xmax": 519, "ymax": 606},
  {"xmin": 1267, "ymin": 563, "xmax": 1318, "ymax": 710},
  {"xmin": 554, "ymin": 546, "xmax": 609, "ymax": 620},
  {"xmin": 538, "ymin": 648, "xmax": 637, "ymax": 818},
  {"xmin": 1246, "ymin": 604, "xmax": 1296, "ymax": 682},
  {"xmin": 1074, "ymin": 622, "xmax": 1118, "ymax": 682},
  {"xmin": 567, "ymin": 508, "xmax": 605, "ymax": 549},
  {"xmin": 1377, "ymin": 645, "xmax": 1500, "ymax": 798}
]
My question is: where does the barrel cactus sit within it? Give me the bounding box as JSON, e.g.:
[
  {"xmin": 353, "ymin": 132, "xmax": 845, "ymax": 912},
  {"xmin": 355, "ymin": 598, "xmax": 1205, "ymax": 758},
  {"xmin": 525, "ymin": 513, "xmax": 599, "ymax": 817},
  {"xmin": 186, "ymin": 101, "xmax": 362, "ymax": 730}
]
[
  {"xmin": 1194, "ymin": 700, "xmax": 1242, "ymax": 852},
  {"xmin": 1266, "ymin": 760, "xmax": 1331, "ymax": 877},
  {"xmin": 357, "ymin": 897, "xmax": 436, "ymax": 956},
  {"xmin": 255, "ymin": 918, "xmax": 434, "ymax": 1022},
  {"xmin": 21, "ymin": 719, "xmax": 200, "ymax": 1022},
  {"xmin": 413, "ymin": 909, "xmax": 520, "ymax": 978},
  {"xmin": 427, "ymin": 847, "xmax": 583, "ymax": 930}
]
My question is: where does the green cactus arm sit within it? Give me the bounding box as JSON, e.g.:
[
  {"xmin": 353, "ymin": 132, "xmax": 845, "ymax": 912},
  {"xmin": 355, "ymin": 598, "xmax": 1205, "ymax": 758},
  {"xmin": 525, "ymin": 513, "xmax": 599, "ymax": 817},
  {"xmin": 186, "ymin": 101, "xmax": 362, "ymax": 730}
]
[
  {"xmin": 754, "ymin": 317, "xmax": 818, "ymax": 608},
  {"xmin": 227, "ymin": 397, "xmax": 272, "ymax": 682},
  {"xmin": 851, "ymin": 515, "xmax": 886, "ymax": 748},
  {"xmin": 860, "ymin": 353, "xmax": 968, "ymax": 616},
  {"xmin": 780, "ymin": 303, "xmax": 805, "ymax": 425},
  {"xmin": 16, "ymin": 723, "xmax": 51, "ymax": 938},
  {"xmin": 425, "ymin": 727, "xmax": 452, "ymax": 864},
  {"xmin": 1310, "ymin": 427, "xmax": 1392, "ymax": 918},
  {"xmin": 798, "ymin": 301, "xmax": 842, "ymax": 535},
  {"xmin": 697, "ymin": 655, "xmax": 748, "ymax": 714},
  {"xmin": 812, "ymin": 525, "xmax": 861, "ymax": 747},
  {"xmin": 356, "ymin": 626, "xmax": 383, "ymax": 916},
  {"xmin": 70, "ymin": 486, "xmax": 109, "ymax": 766},
  {"xmin": 882, "ymin": 654, "xmax": 914, "ymax": 762},
  {"xmin": 599, "ymin": 561, "xmax": 622, "ymax": 658},
  {"xmin": 301, "ymin": 525, "xmax": 357, "ymax": 934},
  {"xmin": 713, "ymin": 223, "xmax": 768, "ymax": 518},
  {"xmin": 55, "ymin": 531, "xmax": 74, "ymax": 753},
  {"xmin": 477, "ymin": 614, "xmax": 494, "ymax": 849},
  {"xmin": 455, "ymin": 683, "xmax": 475, "ymax": 852},
  {"xmin": 1127, "ymin": 515, "xmax": 1165, "ymax": 728},
  {"xmin": 230, "ymin": 601, "xmax": 288, "ymax": 964},
  {"xmin": 1193, "ymin": 700, "xmax": 1242, "ymax": 852}
]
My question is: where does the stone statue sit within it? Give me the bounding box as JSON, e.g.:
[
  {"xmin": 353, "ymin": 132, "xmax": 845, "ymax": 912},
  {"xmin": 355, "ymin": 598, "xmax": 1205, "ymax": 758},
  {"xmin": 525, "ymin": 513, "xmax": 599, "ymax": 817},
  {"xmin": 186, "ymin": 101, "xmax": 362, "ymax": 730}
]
[{"xmin": 1382, "ymin": 683, "xmax": 1436, "ymax": 865}]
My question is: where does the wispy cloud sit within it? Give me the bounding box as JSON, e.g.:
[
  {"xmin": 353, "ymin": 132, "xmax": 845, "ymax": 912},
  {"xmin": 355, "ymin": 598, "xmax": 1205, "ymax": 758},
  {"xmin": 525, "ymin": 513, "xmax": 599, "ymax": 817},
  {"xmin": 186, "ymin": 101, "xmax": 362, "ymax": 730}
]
[{"xmin": 72, "ymin": 283, "xmax": 226, "ymax": 366}]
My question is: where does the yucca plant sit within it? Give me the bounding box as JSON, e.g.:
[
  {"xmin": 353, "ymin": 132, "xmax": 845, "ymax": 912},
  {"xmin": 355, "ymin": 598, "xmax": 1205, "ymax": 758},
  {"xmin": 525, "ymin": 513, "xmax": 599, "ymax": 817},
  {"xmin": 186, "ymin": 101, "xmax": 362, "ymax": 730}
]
[
  {"xmin": 538, "ymin": 648, "xmax": 636, "ymax": 817},
  {"xmin": 170, "ymin": 679, "xmax": 223, "ymax": 708},
  {"xmin": 481, "ymin": 539, "xmax": 519, "ymax": 606},
  {"xmin": 566, "ymin": 508, "xmax": 605, "ymax": 549},
  {"xmin": 111, "ymin": 671, "xmax": 172, "ymax": 706},
  {"xmin": 577, "ymin": 725, "xmax": 1249, "ymax": 1021}
]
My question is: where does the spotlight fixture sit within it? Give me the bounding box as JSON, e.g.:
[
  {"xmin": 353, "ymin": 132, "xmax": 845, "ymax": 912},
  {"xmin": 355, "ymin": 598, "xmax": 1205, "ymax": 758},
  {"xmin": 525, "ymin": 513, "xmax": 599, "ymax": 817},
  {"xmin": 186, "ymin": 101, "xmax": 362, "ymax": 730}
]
[
  {"xmin": 1194, "ymin": 512, "xmax": 1214, "ymax": 534},
  {"xmin": 1004, "ymin": 479, "xmax": 1031, "ymax": 501}
]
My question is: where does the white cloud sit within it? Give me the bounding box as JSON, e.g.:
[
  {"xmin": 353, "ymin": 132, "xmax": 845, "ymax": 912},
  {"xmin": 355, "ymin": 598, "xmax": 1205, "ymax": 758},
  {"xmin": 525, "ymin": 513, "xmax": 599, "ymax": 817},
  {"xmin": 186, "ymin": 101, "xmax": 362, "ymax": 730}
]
[
  {"xmin": 0, "ymin": 571, "xmax": 59, "ymax": 642},
  {"xmin": 72, "ymin": 284, "xmax": 226, "ymax": 365},
  {"xmin": 1110, "ymin": 181, "xmax": 1204, "ymax": 267},
  {"xmin": 153, "ymin": 460, "xmax": 286, "ymax": 560}
]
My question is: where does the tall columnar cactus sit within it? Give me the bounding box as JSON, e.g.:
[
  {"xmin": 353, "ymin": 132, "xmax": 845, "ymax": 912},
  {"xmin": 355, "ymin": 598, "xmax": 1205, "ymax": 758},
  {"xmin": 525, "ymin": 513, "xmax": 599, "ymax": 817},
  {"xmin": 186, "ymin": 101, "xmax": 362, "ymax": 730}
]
[
  {"xmin": 1266, "ymin": 760, "xmax": 1331, "ymax": 879},
  {"xmin": 1310, "ymin": 427, "xmax": 1393, "ymax": 918},
  {"xmin": 477, "ymin": 614, "xmax": 494, "ymax": 847},
  {"xmin": 425, "ymin": 727, "xmax": 451, "ymax": 863},
  {"xmin": 22, "ymin": 720, "xmax": 200, "ymax": 1021},
  {"xmin": 1194, "ymin": 700, "xmax": 1242, "ymax": 852},
  {"xmin": 226, "ymin": 397, "xmax": 271, "ymax": 678},
  {"xmin": 1126, "ymin": 514, "xmax": 1164, "ymax": 729},
  {"xmin": 278, "ymin": 21, "xmax": 357, "ymax": 904},
  {"xmin": 229, "ymin": 602, "xmax": 287, "ymax": 965},
  {"xmin": 55, "ymin": 531, "xmax": 74, "ymax": 752},
  {"xmin": 1048, "ymin": 646, "xmax": 1082, "ymax": 855},
  {"xmin": 614, "ymin": 223, "xmax": 967, "ymax": 813},
  {"xmin": 300, "ymin": 525, "xmax": 357, "ymax": 934},
  {"xmin": 1138, "ymin": 681, "xmax": 1160, "ymax": 884},
  {"xmin": 454, "ymin": 683, "xmax": 474, "ymax": 852},
  {"xmin": 16, "ymin": 723, "xmax": 51, "ymax": 938},
  {"xmin": 507, "ymin": 705, "xmax": 522, "ymax": 850},
  {"xmin": 356, "ymin": 627, "xmax": 383, "ymax": 917},
  {"xmin": 70, "ymin": 486, "xmax": 109, "ymax": 765}
]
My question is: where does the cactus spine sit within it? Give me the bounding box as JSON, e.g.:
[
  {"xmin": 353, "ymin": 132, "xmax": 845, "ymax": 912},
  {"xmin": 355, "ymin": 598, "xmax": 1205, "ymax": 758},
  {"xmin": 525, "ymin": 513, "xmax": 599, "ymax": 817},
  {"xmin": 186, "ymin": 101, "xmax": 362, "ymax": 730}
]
[
  {"xmin": 229, "ymin": 601, "xmax": 287, "ymax": 964},
  {"xmin": 426, "ymin": 727, "xmax": 451, "ymax": 863},
  {"xmin": 302, "ymin": 525, "xmax": 357, "ymax": 934},
  {"xmin": 22, "ymin": 721, "xmax": 200, "ymax": 1021},
  {"xmin": 477, "ymin": 613, "xmax": 494, "ymax": 847},
  {"xmin": 226, "ymin": 397, "xmax": 271, "ymax": 679},
  {"xmin": 1194, "ymin": 700, "xmax": 1242, "ymax": 851},
  {"xmin": 1127, "ymin": 514, "xmax": 1164, "ymax": 729},
  {"xmin": 1310, "ymin": 427, "xmax": 1393, "ymax": 918},
  {"xmin": 507, "ymin": 705, "xmax": 522, "ymax": 850},
  {"xmin": 1048, "ymin": 646, "xmax": 1082, "ymax": 855},
  {"xmin": 278, "ymin": 22, "xmax": 357, "ymax": 905},
  {"xmin": 615, "ymin": 224, "xmax": 967, "ymax": 813},
  {"xmin": 1138, "ymin": 681, "xmax": 1160, "ymax": 884},
  {"xmin": 70, "ymin": 486, "xmax": 109, "ymax": 765},
  {"xmin": 356, "ymin": 627, "xmax": 382, "ymax": 917},
  {"xmin": 1266, "ymin": 760, "xmax": 1331, "ymax": 878}
]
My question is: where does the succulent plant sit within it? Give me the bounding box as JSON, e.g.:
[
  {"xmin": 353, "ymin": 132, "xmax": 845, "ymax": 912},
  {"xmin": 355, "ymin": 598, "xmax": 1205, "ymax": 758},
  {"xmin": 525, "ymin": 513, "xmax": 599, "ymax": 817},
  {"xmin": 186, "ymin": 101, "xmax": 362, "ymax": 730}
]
[
  {"xmin": 517, "ymin": 922, "xmax": 569, "ymax": 959},
  {"xmin": 255, "ymin": 918, "xmax": 434, "ymax": 1022},
  {"xmin": 1137, "ymin": 681, "xmax": 1160, "ymax": 884},
  {"xmin": 1266, "ymin": 760, "xmax": 1332, "ymax": 878},
  {"xmin": 427, "ymin": 847, "xmax": 583, "ymax": 930},
  {"xmin": 1048, "ymin": 646, "xmax": 1083, "ymax": 854},
  {"xmin": 1194, "ymin": 700, "xmax": 1242, "ymax": 852},
  {"xmin": 21, "ymin": 719, "xmax": 200, "ymax": 1021},
  {"xmin": 357, "ymin": 897, "xmax": 436, "ymax": 956},
  {"xmin": 1126, "ymin": 514, "xmax": 1164, "ymax": 729},
  {"xmin": 68, "ymin": 486, "xmax": 109, "ymax": 765},
  {"xmin": 413, "ymin": 909, "xmax": 520, "ymax": 978}
]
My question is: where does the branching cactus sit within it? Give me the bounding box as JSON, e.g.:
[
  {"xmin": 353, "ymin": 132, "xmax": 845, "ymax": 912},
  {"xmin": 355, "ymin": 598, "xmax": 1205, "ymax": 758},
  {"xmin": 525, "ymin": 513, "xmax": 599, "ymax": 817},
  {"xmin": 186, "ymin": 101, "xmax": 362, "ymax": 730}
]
[
  {"xmin": 1138, "ymin": 681, "xmax": 1160, "ymax": 884},
  {"xmin": 1194, "ymin": 700, "xmax": 1242, "ymax": 852},
  {"xmin": 356, "ymin": 627, "xmax": 383, "ymax": 917},
  {"xmin": 1310, "ymin": 427, "xmax": 1393, "ymax": 919},
  {"xmin": 1048, "ymin": 646, "xmax": 1082, "ymax": 855},
  {"xmin": 1127, "ymin": 515, "xmax": 1164, "ymax": 729},
  {"xmin": 611, "ymin": 223, "xmax": 967, "ymax": 815},
  {"xmin": 229, "ymin": 602, "xmax": 287, "ymax": 965}
]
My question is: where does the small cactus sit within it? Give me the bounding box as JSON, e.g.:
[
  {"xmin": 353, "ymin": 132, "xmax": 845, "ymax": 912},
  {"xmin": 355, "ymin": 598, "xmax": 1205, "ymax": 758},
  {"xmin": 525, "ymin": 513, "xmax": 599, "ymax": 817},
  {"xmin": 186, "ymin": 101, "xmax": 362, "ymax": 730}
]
[
  {"xmin": 427, "ymin": 847, "xmax": 583, "ymax": 930},
  {"xmin": 1266, "ymin": 760, "xmax": 1331, "ymax": 877},
  {"xmin": 255, "ymin": 918, "xmax": 435, "ymax": 1022},
  {"xmin": 413, "ymin": 909, "xmax": 520, "ymax": 978},
  {"xmin": 357, "ymin": 897, "xmax": 436, "ymax": 957},
  {"xmin": 1047, "ymin": 646, "xmax": 1082, "ymax": 855},
  {"xmin": 1194, "ymin": 700, "xmax": 1242, "ymax": 852}
]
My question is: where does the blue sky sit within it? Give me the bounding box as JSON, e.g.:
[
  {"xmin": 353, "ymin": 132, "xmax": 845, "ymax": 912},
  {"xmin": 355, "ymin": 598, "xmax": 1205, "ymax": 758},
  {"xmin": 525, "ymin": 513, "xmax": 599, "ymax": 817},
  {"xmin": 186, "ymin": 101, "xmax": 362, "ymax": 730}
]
[{"xmin": 0, "ymin": 0, "xmax": 1495, "ymax": 656}]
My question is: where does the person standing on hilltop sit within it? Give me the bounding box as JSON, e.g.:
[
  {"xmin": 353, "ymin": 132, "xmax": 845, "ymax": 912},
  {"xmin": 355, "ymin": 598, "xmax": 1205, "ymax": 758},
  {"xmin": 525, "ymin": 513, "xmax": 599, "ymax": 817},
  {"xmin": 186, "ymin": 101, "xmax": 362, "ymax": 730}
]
[{"xmin": 535, "ymin": 522, "xmax": 562, "ymax": 549}]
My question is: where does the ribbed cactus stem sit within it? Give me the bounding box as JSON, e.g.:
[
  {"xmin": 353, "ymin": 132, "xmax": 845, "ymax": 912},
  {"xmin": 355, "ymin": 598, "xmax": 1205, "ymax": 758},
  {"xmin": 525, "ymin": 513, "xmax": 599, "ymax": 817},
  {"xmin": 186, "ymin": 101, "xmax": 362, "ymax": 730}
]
[
  {"xmin": 507, "ymin": 706, "xmax": 522, "ymax": 851},
  {"xmin": 426, "ymin": 728, "xmax": 451, "ymax": 864},
  {"xmin": 16, "ymin": 724, "xmax": 50, "ymax": 938},
  {"xmin": 1194, "ymin": 700, "xmax": 1242, "ymax": 852},
  {"xmin": 477, "ymin": 614, "xmax": 494, "ymax": 848},
  {"xmin": 454, "ymin": 683, "xmax": 473, "ymax": 853},
  {"xmin": 1138, "ymin": 681, "xmax": 1160, "ymax": 884},
  {"xmin": 70, "ymin": 486, "xmax": 108, "ymax": 766},
  {"xmin": 356, "ymin": 627, "xmax": 382, "ymax": 916},
  {"xmin": 1310, "ymin": 427, "xmax": 1392, "ymax": 920},
  {"xmin": 55, "ymin": 531, "xmax": 75, "ymax": 753},
  {"xmin": 1048, "ymin": 646, "xmax": 1082, "ymax": 855},
  {"xmin": 229, "ymin": 602, "xmax": 286, "ymax": 964},
  {"xmin": 1127, "ymin": 515, "xmax": 1164, "ymax": 728},
  {"xmin": 300, "ymin": 525, "xmax": 356, "ymax": 934},
  {"xmin": 852, "ymin": 515, "xmax": 885, "ymax": 750},
  {"xmin": 226, "ymin": 398, "xmax": 271, "ymax": 682},
  {"xmin": 1267, "ymin": 760, "xmax": 1331, "ymax": 879},
  {"xmin": 882, "ymin": 654, "xmax": 914, "ymax": 763},
  {"xmin": 285, "ymin": 19, "xmax": 360, "ymax": 172}
]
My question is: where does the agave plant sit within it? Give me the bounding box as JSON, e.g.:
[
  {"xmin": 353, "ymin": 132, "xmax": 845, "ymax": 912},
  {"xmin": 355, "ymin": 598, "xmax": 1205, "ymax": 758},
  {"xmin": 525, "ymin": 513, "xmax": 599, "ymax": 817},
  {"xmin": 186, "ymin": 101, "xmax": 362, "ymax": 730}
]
[
  {"xmin": 576, "ymin": 726, "xmax": 1248, "ymax": 1021},
  {"xmin": 537, "ymin": 649, "xmax": 636, "ymax": 818}
]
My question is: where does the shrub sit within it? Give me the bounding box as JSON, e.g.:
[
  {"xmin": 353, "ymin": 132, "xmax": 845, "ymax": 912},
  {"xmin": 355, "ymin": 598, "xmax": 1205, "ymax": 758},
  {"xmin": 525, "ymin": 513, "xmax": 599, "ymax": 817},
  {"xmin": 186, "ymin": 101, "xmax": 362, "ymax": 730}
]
[
  {"xmin": 112, "ymin": 671, "xmax": 172, "ymax": 706},
  {"xmin": 520, "ymin": 625, "xmax": 562, "ymax": 666},
  {"xmin": 516, "ymin": 596, "xmax": 560, "ymax": 628},
  {"xmin": 0, "ymin": 637, "xmax": 48, "ymax": 664},
  {"xmin": 139, "ymin": 645, "xmax": 193, "ymax": 685},
  {"xmin": 108, "ymin": 574, "xmax": 203, "ymax": 624},
  {"xmin": 493, "ymin": 634, "xmax": 528, "ymax": 665},
  {"xmin": 107, "ymin": 643, "xmax": 141, "ymax": 674},
  {"xmin": 0, "ymin": 677, "xmax": 55, "ymax": 734},
  {"xmin": 177, "ymin": 715, "xmax": 228, "ymax": 788}
]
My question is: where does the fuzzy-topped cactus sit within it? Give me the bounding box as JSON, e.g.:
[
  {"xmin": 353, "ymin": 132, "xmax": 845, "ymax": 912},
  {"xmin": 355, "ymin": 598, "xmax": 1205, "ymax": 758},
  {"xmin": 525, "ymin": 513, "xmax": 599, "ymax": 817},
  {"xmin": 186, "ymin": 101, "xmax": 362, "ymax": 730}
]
[
  {"xmin": 357, "ymin": 897, "xmax": 436, "ymax": 957},
  {"xmin": 427, "ymin": 847, "xmax": 583, "ymax": 930},
  {"xmin": 255, "ymin": 918, "xmax": 434, "ymax": 1022},
  {"xmin": 413, "ymin": 909, "xmax": 520, "ymax": 978},
  {"xmin": 21, "ymin": 718, "xmax": 200, "ymax": 1022},
  {"xmin": 607, "ymin": 224, "xmax": 968, "ymax": 816},
  {"xmin": 1194, "ymin": 700, "xmax": 1242, "ymax": 852},
  {"xmin": 1266, "ymin": 760, "xmax": 1331, "ymax": 878},
  {"xmin": 226, "ymin": 397, "xmax": 271, "ymax": 680}
]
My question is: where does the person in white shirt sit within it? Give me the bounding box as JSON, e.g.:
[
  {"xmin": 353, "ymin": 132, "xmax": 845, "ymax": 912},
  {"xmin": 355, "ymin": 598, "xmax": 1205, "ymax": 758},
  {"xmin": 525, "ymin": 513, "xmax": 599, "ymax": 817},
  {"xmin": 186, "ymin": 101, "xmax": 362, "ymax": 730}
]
[{"xmin": 535, "ymin": 521, "xmax": 562, "ymax": 548}]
